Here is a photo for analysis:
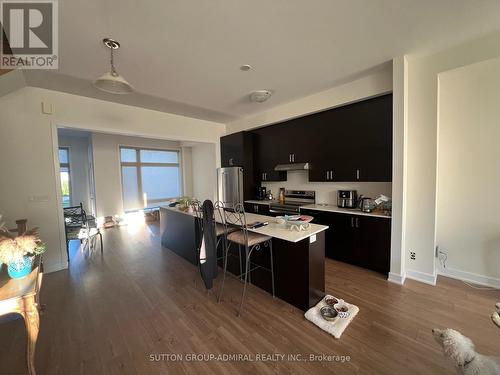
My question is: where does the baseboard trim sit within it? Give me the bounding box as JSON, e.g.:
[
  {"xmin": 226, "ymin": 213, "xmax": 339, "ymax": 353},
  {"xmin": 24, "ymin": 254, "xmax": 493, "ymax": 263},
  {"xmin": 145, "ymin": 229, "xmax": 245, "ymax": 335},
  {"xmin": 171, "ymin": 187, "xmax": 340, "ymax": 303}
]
[
  {"xmin": 438, "ymin": 266, "xmax": 500, "ymax": 289},
  {"xmin": 405, "ymin": 269, "xmax": 437, "ymax": 286},
  {"xmin": 387, "ymin": 272, "xmax": 406, "ymax": 285},
  {"xmin": 43, "ymin": 261, "xmax": 68, "ymax": 274}
]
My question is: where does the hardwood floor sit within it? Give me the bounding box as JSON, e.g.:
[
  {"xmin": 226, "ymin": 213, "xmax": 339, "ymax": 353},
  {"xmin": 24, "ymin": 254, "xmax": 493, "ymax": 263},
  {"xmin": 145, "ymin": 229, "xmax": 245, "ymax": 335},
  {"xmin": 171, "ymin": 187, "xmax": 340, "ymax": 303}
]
[{"xmin": 1, "ymin": 223, "xmax": 499, "ymax": 374}]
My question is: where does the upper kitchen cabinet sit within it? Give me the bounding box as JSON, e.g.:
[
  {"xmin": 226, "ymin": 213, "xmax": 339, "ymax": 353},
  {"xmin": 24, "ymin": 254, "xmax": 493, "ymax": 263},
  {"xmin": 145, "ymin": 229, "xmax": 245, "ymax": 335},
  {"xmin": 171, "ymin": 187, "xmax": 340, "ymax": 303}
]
[
  {"xmin": 220, "ymin": 94, "xmax": 392, "ymax": 185},
  {"xmin": 309, "ymin": 94, "xmax": 393, "ymax": 182},
  {"xmin": 221, "ymin": 132, "xmax": 252, "ymax": 168},
  {"xmin": 348, "ymin": 94, "xmax": 392, "ymax": 182},
  {"xmin": 308, "ymin": 106, "xmax": 357, "ymax": 182},
  {"xmin": 252, "ymin": 126, "xmax": 287, "ymax": 182}
]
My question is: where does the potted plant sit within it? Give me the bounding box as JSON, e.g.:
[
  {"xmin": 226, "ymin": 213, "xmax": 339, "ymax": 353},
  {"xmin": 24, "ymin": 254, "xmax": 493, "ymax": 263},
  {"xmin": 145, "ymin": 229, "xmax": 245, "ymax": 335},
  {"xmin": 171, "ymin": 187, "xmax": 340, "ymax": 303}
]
[
  {"xmin": 178, "ymin": 196, "xmax": 191, "ymax": 212},
  {"xmin": 0, "ymin": 218, "xmax": 46, "ymax": 279}
]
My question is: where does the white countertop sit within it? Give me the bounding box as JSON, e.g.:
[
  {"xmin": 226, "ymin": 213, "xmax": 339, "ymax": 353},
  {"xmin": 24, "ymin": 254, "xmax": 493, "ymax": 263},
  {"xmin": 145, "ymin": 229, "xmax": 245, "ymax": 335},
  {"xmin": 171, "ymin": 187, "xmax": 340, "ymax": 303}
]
[
  {"xmin": 300, "ymin": 204, "xmax": 391, "ymax": 219},
  {"xmin": 244, "ymin": 200, "xmax": 275, "ymax": 205},
  {"xmin": 161, "ymin": 205, "xmax": 328, "ymax": 243}
]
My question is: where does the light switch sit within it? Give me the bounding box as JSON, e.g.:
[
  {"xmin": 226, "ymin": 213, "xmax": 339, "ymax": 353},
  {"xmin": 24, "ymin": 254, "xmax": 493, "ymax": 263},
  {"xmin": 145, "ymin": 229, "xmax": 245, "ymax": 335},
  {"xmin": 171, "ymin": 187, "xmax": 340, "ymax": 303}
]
[
  {"xmin": 310, "ymin": 234, "xmax": 317, "ymax": 244},
  {"xmin": 41, "ymin": 101, "xmax": 53, "ymax": 114}
]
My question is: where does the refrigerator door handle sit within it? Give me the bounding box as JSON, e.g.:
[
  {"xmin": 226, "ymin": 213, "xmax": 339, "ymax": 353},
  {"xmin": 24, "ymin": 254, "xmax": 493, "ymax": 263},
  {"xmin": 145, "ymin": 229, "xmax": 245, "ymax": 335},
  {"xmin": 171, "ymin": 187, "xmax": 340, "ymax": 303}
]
[{"xmin": 221, "ymin": 172, "xmax": 227, "ymax": 205}]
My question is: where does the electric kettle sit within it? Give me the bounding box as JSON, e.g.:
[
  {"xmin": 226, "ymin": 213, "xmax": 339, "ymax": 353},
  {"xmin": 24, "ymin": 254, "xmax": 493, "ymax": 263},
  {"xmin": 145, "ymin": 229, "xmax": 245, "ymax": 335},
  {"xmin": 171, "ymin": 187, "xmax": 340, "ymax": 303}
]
[{"xmin": 358, "ymin": 196, "xmax": 375, "ymax": 213}]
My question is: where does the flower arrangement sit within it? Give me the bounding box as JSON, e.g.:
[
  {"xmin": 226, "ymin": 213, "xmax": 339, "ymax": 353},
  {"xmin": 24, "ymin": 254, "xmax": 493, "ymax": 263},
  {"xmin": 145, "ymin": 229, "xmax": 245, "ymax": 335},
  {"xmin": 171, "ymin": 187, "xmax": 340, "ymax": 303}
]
[{"xmin": 0, "ymin": 216, "xmax": 46, "ymax": 266}]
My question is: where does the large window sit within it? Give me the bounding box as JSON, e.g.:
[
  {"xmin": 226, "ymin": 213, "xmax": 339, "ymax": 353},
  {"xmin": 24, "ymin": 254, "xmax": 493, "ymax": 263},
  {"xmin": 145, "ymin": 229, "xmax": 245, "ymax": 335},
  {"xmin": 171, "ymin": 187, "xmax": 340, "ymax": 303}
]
[
  {"xmin": 120, "ymin": 147, "xmax": 181, "ymax": 211},
  {"xmin": 59, "ymin": 147, "xmax": 72, "ymax": 207}
]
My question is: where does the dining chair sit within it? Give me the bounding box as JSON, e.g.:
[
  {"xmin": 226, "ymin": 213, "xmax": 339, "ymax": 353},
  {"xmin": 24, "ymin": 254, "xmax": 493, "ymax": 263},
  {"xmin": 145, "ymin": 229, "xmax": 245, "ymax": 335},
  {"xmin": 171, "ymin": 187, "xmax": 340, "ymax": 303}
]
[
  {"xmin": 63, "ymin": 203, "xmax": 103, "ymax": 262},
  {"xmin": 218, "ymin": 203, "xmax": 275, "ymax": 316}
]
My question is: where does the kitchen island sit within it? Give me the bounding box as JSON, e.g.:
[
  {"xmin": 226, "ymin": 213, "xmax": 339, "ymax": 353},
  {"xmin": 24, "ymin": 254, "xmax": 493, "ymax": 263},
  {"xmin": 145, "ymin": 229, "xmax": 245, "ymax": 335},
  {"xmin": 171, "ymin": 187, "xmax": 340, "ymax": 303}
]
[{"xmin": 160, "ymin": 206, "xmax": 328, "ymax": 311}]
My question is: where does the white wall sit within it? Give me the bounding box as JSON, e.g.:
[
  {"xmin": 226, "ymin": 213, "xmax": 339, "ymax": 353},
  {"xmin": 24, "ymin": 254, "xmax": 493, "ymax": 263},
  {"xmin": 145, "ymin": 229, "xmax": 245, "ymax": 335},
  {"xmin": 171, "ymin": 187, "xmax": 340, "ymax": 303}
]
[
  {"xmin": 227, "ymin": 65, "xmax": 392, "ymax": 133},
  {"xmin": 0, "ymin": 85, "xmax": 224, "ymax": 272},
  {"xmin": 181, "ymin": 146, "xmax": 194, "ymax": 197},
  {"xmin": 404, "ymin": 30, "xmax": 500, "ymax": 284},
  {"xmin": 191, "ymin": 143, "xmax": 217, "ymax": 202},
  {"xmin": 388, "ymin": 56, "xmax": 408, "ymax": 284},
  {"xmin": 260, "ymin": 171, "xmax": 391, "ymax": 204},
  {"xmin": 58, "ymin": 133, "xmax": 91, "ymax": 211},
  {"xmin": 91, "ymin": 133, "xmax": 182, "ymax": 218},
  {"xmin": 435, "ymin": 56, "xmax": 500, "ymax": 287}
]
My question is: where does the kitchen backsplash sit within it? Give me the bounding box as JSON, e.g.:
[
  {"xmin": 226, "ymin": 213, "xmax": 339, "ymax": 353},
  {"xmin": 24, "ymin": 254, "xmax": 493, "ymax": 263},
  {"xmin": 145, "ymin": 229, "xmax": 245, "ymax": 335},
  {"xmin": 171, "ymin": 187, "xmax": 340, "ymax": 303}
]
[{"xmin": 260, "ymin": 170, "xmax": 392, "ymax": 204}]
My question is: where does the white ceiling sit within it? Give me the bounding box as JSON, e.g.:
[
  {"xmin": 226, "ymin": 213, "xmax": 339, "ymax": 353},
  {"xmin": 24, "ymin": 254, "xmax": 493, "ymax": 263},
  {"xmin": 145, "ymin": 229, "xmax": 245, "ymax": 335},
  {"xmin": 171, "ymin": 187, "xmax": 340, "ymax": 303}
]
[{"xmin": 23, "ymin": 1, "xmax": 500, "ymax": 122}]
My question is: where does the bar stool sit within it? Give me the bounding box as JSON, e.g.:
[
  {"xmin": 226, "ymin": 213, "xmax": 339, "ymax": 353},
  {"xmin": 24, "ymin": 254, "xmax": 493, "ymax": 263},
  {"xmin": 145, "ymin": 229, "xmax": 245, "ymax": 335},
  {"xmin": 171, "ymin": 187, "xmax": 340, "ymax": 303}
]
[
  {"xmin": 191, "ymin": 200, "xmax": 238, "ymax": 277},
  {"xmin": 218, "ymin": 203, "xmax": 275, "ymax": 316}
]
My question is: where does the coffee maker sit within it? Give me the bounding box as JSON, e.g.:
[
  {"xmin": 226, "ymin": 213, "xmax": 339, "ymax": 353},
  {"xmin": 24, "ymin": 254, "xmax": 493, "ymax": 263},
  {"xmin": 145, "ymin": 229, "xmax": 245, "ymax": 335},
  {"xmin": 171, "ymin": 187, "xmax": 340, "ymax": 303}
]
[{"xmin": 256, "ymin": 186, "xmax": 267, "ymax": 200}]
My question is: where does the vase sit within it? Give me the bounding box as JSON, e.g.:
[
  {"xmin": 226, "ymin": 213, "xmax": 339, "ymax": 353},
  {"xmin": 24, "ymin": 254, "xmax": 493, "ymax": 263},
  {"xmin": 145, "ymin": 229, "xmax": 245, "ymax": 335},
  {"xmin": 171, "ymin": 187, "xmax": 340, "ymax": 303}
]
[{"xmin": 7, "ymin": 256, "xmax": 34, "ymax": 279}]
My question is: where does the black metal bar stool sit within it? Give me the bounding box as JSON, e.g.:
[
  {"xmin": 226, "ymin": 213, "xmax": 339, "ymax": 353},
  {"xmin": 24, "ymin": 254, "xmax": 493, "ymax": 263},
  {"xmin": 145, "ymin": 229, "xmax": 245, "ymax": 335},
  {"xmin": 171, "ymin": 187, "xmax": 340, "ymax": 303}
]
[{"xmin": 218, "ymin": 203, "xmax": 275, "ymax": 316}]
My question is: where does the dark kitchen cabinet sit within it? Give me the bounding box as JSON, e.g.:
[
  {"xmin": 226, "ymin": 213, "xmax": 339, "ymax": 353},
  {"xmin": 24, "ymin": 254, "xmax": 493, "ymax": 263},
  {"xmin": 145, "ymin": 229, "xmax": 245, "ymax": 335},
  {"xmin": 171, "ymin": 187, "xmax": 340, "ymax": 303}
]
[
  {"xmin": 308, "ymin": 94, "xmax": 392, "ymax": 182},
  {"xmin": 308, "ymin": 106, "xmax": 356, "ymax": 182},
  {"xmin": 220, "ymin": 95, "xmax": 392, "ymax": 186},
  {"xmin": 253, "ymin": 126, "xmax": 287, "ymax": 182},
  {"xmin": 244, "ymin": 202, "xmax": 270, "ymax": 215},
  {"xmin": 220, "ymin": 132, "xmax": 255, "ymax": 200},
  {"xmin": 300, "ymin": 208, "xmax": 391, "ymax": 274},
  {"xmin": 221, "ymin": 132, "xmax": 251, "ymax": 168},
  {"xmin": 347, "ymin": 95, "xmax": 392, "ymax": 182},
  {"xmin": 355, "ymin": 215, "xmax": 391, "ymax": 273}
]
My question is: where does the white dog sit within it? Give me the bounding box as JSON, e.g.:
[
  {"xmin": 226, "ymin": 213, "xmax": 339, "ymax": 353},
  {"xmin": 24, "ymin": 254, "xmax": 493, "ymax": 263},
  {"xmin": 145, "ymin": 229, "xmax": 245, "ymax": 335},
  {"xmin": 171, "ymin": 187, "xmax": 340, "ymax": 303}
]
[{"xmin": 432, "ymin": 328, "xmax": 500, "ymax": 374}]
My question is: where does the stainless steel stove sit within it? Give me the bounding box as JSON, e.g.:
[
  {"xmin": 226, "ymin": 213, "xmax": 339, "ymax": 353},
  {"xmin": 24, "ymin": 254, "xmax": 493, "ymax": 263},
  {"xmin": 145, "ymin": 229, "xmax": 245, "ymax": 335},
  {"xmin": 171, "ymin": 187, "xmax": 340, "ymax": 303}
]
[{"xmin": 269, "ymin": 190, "xmax": 315, "ymax": 215}]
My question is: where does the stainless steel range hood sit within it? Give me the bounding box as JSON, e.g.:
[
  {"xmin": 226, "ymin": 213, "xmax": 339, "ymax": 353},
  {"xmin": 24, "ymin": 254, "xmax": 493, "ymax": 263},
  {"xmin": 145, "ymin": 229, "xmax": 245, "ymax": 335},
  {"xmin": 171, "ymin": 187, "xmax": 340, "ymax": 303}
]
[{"xmin": 274, "ymin": 162, "xmax": 310, "ymax": 171}]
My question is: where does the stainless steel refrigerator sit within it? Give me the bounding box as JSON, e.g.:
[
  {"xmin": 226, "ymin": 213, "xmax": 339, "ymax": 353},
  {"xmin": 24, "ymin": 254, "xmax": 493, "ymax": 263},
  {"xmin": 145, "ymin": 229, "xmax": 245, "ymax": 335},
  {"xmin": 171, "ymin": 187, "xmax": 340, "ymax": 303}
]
[{"xmin": 216, "ymin": 167, "xmax": 243, "ymax": 208}]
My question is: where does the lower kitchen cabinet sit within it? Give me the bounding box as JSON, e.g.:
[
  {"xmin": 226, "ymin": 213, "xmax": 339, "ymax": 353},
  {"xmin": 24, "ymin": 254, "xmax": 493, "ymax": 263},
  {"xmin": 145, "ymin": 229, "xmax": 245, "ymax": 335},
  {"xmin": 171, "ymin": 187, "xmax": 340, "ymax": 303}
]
[
  {"xmin": 244, "ymin": 202, "xmax": 270, "ymax": 215},
  {"xmin": 355, "ymin": 215, "xmax": 391, "ymax": 273},
  {"xmin": 301, "ymin": 209, "xmax": 391, "ymax": 274}
]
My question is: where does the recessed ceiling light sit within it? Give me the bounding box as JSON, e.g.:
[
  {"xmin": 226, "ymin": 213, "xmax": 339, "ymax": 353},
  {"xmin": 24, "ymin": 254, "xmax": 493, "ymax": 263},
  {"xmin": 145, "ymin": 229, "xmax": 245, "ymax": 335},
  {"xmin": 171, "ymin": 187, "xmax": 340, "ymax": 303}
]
[
  {"xmin": 249, "ymin": 90, "xmax": 272, "ymax": 103},
  {"xmin": 240, "ymin": 64, "xmax": 252, "ymax": 71}
]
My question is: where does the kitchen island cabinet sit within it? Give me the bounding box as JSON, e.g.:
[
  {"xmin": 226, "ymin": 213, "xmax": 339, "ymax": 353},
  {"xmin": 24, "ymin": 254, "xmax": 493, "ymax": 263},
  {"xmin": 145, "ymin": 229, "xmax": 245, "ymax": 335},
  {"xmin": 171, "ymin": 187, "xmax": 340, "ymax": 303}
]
[{"xmin": 160, "ymin": 206, "xmax": 328, "ymax": 311}]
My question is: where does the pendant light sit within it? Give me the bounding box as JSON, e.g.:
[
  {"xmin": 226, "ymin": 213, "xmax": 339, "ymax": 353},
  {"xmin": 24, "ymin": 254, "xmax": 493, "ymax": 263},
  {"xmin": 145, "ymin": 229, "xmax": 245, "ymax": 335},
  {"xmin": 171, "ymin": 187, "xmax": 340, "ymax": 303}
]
[{"xmin": 93, "ymin": 38, "xmax": 134, "ymax": 94}]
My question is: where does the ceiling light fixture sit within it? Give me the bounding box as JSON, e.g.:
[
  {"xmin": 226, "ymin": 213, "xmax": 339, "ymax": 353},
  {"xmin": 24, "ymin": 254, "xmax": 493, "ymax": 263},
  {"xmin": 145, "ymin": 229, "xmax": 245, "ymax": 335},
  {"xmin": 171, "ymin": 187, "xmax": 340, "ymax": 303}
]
[
  {"xmin": 240, "ymin": 64, "xmax": 252, "ymax": 71},
  {"xmin": 249, "ymin": 90, "xmax": 272, "ymax": 103},
  {"xmin": 93, "ymin": 38, "xmax": 134, "ymax": 94}
]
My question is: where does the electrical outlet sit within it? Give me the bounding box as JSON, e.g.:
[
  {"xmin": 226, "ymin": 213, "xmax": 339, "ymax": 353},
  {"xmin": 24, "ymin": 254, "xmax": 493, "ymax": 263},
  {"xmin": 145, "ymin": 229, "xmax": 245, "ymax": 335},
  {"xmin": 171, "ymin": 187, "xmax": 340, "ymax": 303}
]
[{"xmin": 410, "ymin": 251, "xmax": 416, "ymax": 260}]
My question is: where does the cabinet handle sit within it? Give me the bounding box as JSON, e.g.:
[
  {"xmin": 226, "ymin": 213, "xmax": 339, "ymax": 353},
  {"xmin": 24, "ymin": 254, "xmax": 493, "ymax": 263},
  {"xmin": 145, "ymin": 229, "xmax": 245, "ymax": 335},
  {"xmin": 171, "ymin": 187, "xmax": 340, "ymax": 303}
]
[
  {"xmin": 355, "ymin": 217, "xmax": 359, "ymax": 228},
  {"xmin": 330, "ymin": 170, "xmax": 333, "ymax": 180},
  {"xmin": 292, "ymin": 154, "xmax": 295, "ymax": 162},
  {"xmin": 256, "ymin": 205, "xmax": 259, "ymax": 213},
  {"xmin": 356, "ymin": 169, "xmax": 360, "ymax": 180},
  {"xmin": 265, "ymin": 173, "xmax": 267, "ymax": 180},
  {"xmin": 326, "ymin": 171, "xmax": 329, "ymax": 180},
  {"xmin": 229, "ymin": 158, "xmax": 233, "ymax": 166},
  {"xmin": 351, "ymin": 217, "xmax": 354, "ymax": 227},
  {"xmin": 289, "ymin": 154, "xmax": 291, "ymax": 162}
]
